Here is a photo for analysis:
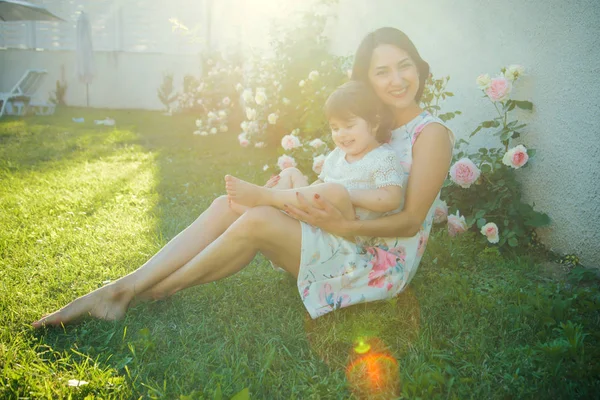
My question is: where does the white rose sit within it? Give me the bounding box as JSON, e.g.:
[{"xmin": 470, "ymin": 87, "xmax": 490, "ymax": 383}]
[
  {"xmin": 277, "ymin": 154, "xmax": 297, "ymax": 170},
  {"xmin": 299, "ymin": 80, "xmax": 305, "ymax": 87},
  {"xmin": 308, "ymin": 70, "xmax": 319, "ymax": 81},
  {"xmin": 235, "ymin": 83, "xmax": 244, "ymax": 92},
  {"xmin": 207, "ymin": 111, "xmax": 217, "ymax": 120},
  {"xmin": 193, "ymin": 130, "xmax": 201, "ymax": 135},
  {"xmin": 255, "ymin": 142, "xmax": 267, "ymax": 148},
  {"xmin": 246, "ymin": 107, "xmax": 257, "ymax": 120},
  {"xmin": 219, "ymin": 125, "xmax": 228, "ymax": 132},
  {"xmin": 242, "ymin": 89, "xmax": 253, "ymax": 103},
  {"xmin": 200, "ymin": 131, "xmax": 209, "ymax": 136},
  {"xmin": 255, "ymin": 91, "xmax": 267, "ymax": 105},
  {"xmin": 502, "ymin": 145, "xmax": 529, "ymax": 169},
  {"xmin": 222, "ymin": 97, "xmax": 231, "ymax": 106},
  {"xmin": 283, "ymin": 98, "xmax": 291, "ymax": 105},
  {"xmin": 504, "ymin": 64, "xmax": 525, "ymax": 82},
  {"xmin": 195, "ymin": 119, "xmax": 202, "ymax": 128},
  {"xmin": 218, "ymin": 110, "xmax": 227, "ymax": 118},
  {"xmin": 210, "ymin": 127, "xmax": 217, "ymax": 135},
  {"xmin": 262, "ymin": 164, "xmax": 269, "ymax": 171},
  {"xmin": 241, "ymin": 121, "xmax": 249, "ymax": 132},
  {"xmin": 268, "ymin": 113, "xmax": 278, "ymax": 125},
  {"xmin": 476, "ymin": 73, "xmax": 491, "ymax": 89}
]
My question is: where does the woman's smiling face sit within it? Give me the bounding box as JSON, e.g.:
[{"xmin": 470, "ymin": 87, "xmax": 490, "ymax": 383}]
[{"xmin": 367, "ymin": 44, "xmax": 420, "ymax": 110}]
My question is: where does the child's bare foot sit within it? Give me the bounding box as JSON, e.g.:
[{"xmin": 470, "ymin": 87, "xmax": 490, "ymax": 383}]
[
  {"xmin": 225, "ymin": 175, "xmax": 271, "ymax": 208},
  {"xmin": 227, "ymin": 197, "xmax": 251, "ymax": 215},
  {"xmin": 32, "ymin": 284, "xmax": 132, "ymax": 328}
]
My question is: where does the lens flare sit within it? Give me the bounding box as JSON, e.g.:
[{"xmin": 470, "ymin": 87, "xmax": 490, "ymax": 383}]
[{"xmin": 346, "ymin": 343, "xmax": 400, "ymax": 399}]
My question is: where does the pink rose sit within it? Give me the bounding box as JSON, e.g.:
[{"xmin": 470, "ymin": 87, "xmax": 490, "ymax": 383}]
[
  {"xmin": 281, "ymin": 134, "xmax": 301, "ymax": 150},
  {"xmin": 450, "ymin": 158, "xmax": 481, "ymax": 188},
  {"xmin": 480, "ymin": 222, "xmax": 500, "ymax": 243},
  {"xmin": 277, "ymin": 154, "xmax": 297, "ymax": 171},
  {"xmin": 502, "ymin": 145, "xmax": 529, "ymax": 169},
  {"xmin": 309, "ymin": 138, "xmax": 326, "ymax": 149},
  {"xmin": 433, "ymin": 199, "xmax": 448, "ymax": 224},
  {"xmin": 417, "ymin": 231, "xmax": 429, "ymax": 257},
  {"xmin": 312, "ymin": 154, "xmax": 327, "ymax": 175},
  {"xmin": 485, "ymin": 77, "xmax": 512, "ymax": 102},
  {"xmin": 447, "ymin": 211, "xmax": 468, "ymax": 237},
  {"xmin": 239, "ymin": 138, "xmax": 249, "ymax": 147}
]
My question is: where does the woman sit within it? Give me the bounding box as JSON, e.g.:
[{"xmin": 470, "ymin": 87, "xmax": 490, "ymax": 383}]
[{"xmin": 33, "ymin": 27, "xmax": 454, "ymax": 327}]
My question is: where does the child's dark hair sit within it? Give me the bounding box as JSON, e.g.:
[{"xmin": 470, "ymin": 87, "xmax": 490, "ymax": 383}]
[{"xmin": 324, "ymin": 80, "xmax": 394, "ymax": 143}]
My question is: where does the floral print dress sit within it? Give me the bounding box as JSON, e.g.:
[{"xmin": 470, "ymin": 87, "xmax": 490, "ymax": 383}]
[{"xmin": 297, "ymin": 111, "xmax": 454, "ymax": 318}]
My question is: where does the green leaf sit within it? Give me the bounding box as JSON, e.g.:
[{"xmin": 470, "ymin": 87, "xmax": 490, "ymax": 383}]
[
  {"xmin": 514, "ymin": 100, "xmax": 533, "ymax": 110},
  {"xmin": 481, "ymin": 163, "xmax": 492, "ymax": 173},
  {"xmin": 526, "ymin": 211, "xmax": 551, "ymax": 227},
  {"xmin": 508, "ymin": 237, "xmax": 518, "ymax": 247},
  {"xmin": 214, "ymin": 384, "xmax": 223, "ymax": 400},
  {"xmin": 528, "ymin": 148, "xmax": 537, "ymax": 157},
  {"xmin": 470, "ymin": 125, "xmax": 483, "ymax": 137},
  {"xmin": 478, "ymin": 148, "xmax": 488, "ymax": 155},
  {"xmin": 477, "ymin": 218, "xmax": 487, "ymax": 228},
  {"xmin": 475, "ymin": 210, "xmax": 486, "ymax": 220},
  {"xmin": 507, "ymin": 101, "xmax": 516, "ymax": 111},
  {"xmin": 231, "ymin": 388, "xmax": 251, "ymax": 400}
]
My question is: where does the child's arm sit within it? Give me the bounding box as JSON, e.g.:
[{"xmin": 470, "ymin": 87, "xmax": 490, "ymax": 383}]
[
  {"xmin": 349, "ymin": 149, "xmax": 404, "ymax": 213},
  {"xmin": 349, "ymin": 186, "xmax": 402, "ymax": 213}
]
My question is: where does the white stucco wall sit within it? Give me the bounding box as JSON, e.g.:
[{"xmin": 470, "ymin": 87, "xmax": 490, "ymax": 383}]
[
  {"xmin": 325, "ymin": 0, "xmax": 600, "ymax": 266},
  {"xmin": 0, "ymin": 50, "xmax": 201, "ymax": 110}
]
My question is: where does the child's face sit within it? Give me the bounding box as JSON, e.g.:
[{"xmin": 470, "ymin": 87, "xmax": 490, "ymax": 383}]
[{"xmin": 329, "ymin": 115, "xmax": 379, "ymax": 159}]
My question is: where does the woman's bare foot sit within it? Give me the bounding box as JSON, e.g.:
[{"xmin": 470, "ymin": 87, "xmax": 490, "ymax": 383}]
[
  {"xmin": 225, "ymin": 175, "xmax": 271, "ymax": 208},
  {"xmin": 32, "ymin": 283, "xmax": 133, "ymax": 328}
]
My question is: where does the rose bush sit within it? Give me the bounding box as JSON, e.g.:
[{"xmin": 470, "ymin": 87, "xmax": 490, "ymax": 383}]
[{"xmin": 440, "ymin": 65, "xmax": 550, "ymax": 249}]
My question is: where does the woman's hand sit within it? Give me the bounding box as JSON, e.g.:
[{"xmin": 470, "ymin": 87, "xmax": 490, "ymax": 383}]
[{"xmin": 284, "ymin": 193, "xmax": 356, "ymax": 237}]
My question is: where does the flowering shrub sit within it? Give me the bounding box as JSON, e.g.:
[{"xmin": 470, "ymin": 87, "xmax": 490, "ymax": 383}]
[{"xmin": 440, "ymin": 65, "xmax": 550, "ymax": 248}]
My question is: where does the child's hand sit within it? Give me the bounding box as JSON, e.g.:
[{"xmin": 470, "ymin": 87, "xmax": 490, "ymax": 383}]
[{"xmin": 264, "ymin": 175, "xmax": 280, "ymax": 188}]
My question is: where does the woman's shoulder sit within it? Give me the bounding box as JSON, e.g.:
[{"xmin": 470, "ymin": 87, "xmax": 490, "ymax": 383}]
[{"xmin": 411, "ymin": 112, "xmax": 455, "ymax": 147}]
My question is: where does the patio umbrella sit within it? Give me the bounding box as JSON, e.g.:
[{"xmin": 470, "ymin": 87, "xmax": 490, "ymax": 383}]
[
  {"xmin": 0, "ymin": 0, "xmax": 64, "ymax": 22},
  {"xmin": 76, "ymin": 11, "xmax": 94, "ymax": 107}
]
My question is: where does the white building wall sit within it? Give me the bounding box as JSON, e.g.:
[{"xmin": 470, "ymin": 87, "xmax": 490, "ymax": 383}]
[
  {"xmin": 0, "ymin": 49, "xmax": 201, "ymax": 110},
  {"xmin": 326, "ymin": 0, "xmax": 600, "ymax": 266}
]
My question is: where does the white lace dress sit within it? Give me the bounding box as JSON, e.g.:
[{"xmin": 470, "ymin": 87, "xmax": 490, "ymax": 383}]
[
  {"xmin": 297, "ymin": 111, "xmax": 454, "ymax": 319},
  {"xmin": 318, "ymin": 145, "xmax": 403, "ymax": 245}
]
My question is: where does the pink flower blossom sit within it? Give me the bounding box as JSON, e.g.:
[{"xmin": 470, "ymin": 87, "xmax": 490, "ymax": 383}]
[
  {"xmin": 433, "ymin": 199, "xmax": 448, "ymax": 224},
  {"xmin": 277, "ymin": 154, "xmax": 297, "ymax": 171},
  {"xmin": 281, "ymin": 134, "xmax": 301, "ymax": 150},
  {"xmin": 480, "ymin": 222, "xmax": 500, "ymax": 243},
  {"xmin": 239, "ymin": 138, "xmax": 249, "ymax": 147},
  {"xmin": 447, "ymin": 211, "xmax": 468, "ymax": 237},
  {"xmin": 309, "ymin": 138, "xmax": 326, "ymax": 149},
  {"xmin": 485, "ymin": 77, "xmax": 512, "ymax": 102},
  {"xmin": 312, "ymin": 154, "xmax": 326, "ymax": 175},
  {"xmin": 502, "ymin": 145, "xmax": 529, "ymax": 169},
  {"xmin": 450, "ymin": 158, "xmax": 481, "ymax": 188},
  {"xmin": 417, "ymin": 231, "xmax": 429, "ymax": 257}
]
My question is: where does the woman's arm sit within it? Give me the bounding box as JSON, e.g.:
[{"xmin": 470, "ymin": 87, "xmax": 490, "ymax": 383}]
[
  {"xmin": 349, "ymin": 186, "xmax": 402, "ymax": 213},
  {"xmin": 284, "ymin": 123, "xmax": 453, "ymax": 237}
]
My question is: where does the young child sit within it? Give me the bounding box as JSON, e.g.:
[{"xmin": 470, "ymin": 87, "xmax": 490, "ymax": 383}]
[{"xmin": 225, "ymin": 80, "xmax": 404, "ymax": 243}]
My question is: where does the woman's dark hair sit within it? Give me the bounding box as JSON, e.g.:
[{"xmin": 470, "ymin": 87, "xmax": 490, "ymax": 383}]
[
  {"xmin": 324, "ymin": 80, "xmax": 394, "ymax": 143},
  {"xmin": 351, "ymin": 27, "xmax": 430, "ymax": 102}
]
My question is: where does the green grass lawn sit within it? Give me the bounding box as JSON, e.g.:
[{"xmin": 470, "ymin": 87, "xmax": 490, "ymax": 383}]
[{"xmin": 1, "ymin": 108, "xmax": 599, "ymax": 399}]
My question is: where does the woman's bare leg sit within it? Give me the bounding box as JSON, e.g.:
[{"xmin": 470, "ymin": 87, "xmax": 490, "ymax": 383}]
[
  {"xmin": 137, "ymin": 206, "xmax": 302, "ymax": 299},
  {"xmin": 226, "ymin": 175, "xmax": 355, "ymax": 220},
  {"xmin": 33, "ymin": 206, "xmax": 302, "ymax": 327},
  {"xmin": 33, "ymin": 195, "xmax": 239, "ymax": 328}
]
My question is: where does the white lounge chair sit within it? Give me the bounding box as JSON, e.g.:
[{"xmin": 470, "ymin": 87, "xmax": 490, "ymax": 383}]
[{"xmin": 0, "ymin": 69, "xmax": 48, "ymax": 118}]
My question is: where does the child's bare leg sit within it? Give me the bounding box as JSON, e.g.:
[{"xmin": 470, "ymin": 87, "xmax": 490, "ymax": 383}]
[
  {"xmin": 271, "ymin": 167, "xmax": 310, "ymax": 190},
  {"xmin": 226, "ymin": 176, "xmax": 355, "ymax": 220}
]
